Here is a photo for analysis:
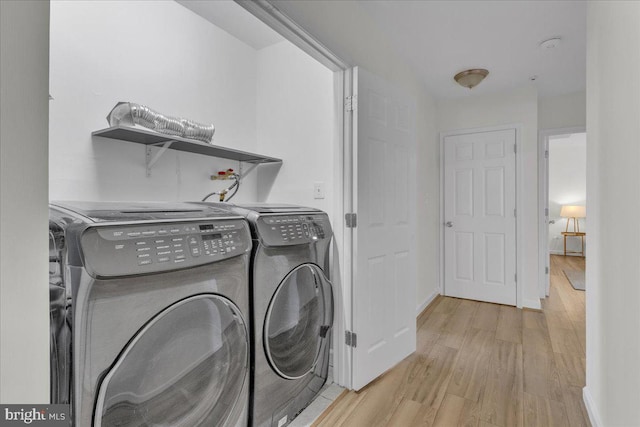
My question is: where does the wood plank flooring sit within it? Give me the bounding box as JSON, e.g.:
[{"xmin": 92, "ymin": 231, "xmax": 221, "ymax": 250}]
[{"xmin": 313, "ymin": 255, "xmax": 589, "ymax": 427}]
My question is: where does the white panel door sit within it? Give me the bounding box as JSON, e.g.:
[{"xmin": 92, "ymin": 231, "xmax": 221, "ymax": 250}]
[
  {"xmin": 541, "ymin": 137, "xmax": 551, "ymax": 296},
  {"xmin": 351, "ymin": 67, "xmax": 416, "ymax": 390},
  {"xmin": 444, "ymin": 129, "xmax": 517, "ymax": 306}
]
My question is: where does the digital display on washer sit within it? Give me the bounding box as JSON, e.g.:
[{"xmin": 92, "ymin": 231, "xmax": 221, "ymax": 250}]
[{"xmin": 202, "ymin": 233, "xmax": 222, "ymax": 241}]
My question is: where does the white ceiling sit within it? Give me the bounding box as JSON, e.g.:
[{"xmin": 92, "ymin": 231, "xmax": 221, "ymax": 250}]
[
  {"xmin": 176, "ymin": 0, "xmax": 283, "ymax": 50},
  {"xmin": 357, "ymin": 0, "xmax": 586, "ymax": 99},
  {"xmin": 177, "ymin": 0, "xmax": 586, "ymax": 100}
]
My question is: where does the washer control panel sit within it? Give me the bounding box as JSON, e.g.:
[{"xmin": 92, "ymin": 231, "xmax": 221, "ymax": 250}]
[
  {"xmin": 80, "ymin": 219, "xmax": 250, "ymax": 278},
  {"xmin": 256, "ymin": 213, "xmax": 332, "ymax": 247}
]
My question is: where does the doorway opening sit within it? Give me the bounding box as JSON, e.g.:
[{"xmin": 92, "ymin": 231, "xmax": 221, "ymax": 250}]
[
  {"xmin": 47, "ymin": 0, "xmax": 348, "ymax": 399},
  {"xmin": 539, "ymin": 129, "xmax": 586, "ymax": 298},
  {"xmin": 537, "ymin": 130, "xmax": 587, "ymax": 422}
]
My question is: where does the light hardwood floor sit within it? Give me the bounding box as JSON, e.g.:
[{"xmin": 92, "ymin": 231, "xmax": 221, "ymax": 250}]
[{"xmin": 313, "ymin": 255, "xmax": 589, "ymax": 427}]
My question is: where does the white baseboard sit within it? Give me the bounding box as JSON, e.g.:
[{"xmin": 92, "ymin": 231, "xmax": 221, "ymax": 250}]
[
  {"xmin": 416, "ymin": 289, "xmax": 439, "ymax": 316},
  {"xmin": 583, "ymin": 387, "xmax": 603, "ymax": 427},
  {"xmin": 523, "ymin": 297, "xmax": 542, "ymax": 310},
  {"xmin": 549, "ymin": 250, "xmax": 584, "ymax": 257}
]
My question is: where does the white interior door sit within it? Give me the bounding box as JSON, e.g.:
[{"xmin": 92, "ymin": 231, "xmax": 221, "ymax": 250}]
[
  {"xmin": 351, "ymin": 67, "xmax": 416, "ymax": 391},
  {"xmin": 443, "ymin": 129, "xmax": 517, "ymax": 306},
  {"xmin": 542, "ymin": 137, "xmax": 551, "ymax": 296}
]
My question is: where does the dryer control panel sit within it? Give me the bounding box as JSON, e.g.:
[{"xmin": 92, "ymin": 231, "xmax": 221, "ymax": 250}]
[
  {"xmin": 80, "ymin": 219, "xmax": 251, "ymax": 278},
  {"xmin": 255, "ymin": 213, "xmax": 332, "ymax": 247}
]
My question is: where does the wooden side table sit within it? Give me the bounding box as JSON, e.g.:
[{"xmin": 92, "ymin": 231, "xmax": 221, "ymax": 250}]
[{"xmin": 561, "ymin": 232, "xmax": 586, "ymax": 257}]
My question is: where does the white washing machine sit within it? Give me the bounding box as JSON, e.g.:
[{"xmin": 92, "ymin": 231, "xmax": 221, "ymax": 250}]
[
  {"xmin": 49, "ymin": 201, "xmax": 252, "ymax": 427},
  {"xmin": 196, "ymin": 203, "xmax": 334, "ymax": 427}
]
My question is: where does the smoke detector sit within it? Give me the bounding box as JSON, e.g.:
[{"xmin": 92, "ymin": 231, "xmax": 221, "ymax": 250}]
[{"xmin": 539, "ymin": 37, "xmax": 562, "ymax": 50}]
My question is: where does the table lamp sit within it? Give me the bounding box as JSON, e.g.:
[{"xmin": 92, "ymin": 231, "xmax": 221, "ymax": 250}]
[{"xmin": 560, "ymin": 205, "xmax": 586, "ymax": 233}]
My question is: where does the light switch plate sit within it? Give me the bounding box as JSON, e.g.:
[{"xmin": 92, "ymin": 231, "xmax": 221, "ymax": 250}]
[{"xmin": 314, "ymin": 182, "xmax": 325, "ymax": 199}]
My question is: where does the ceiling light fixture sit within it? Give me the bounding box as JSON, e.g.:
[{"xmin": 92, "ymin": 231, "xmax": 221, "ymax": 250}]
[{"xmin": 454, "ymin": 69, "xmax": 489, "ymax": 89}]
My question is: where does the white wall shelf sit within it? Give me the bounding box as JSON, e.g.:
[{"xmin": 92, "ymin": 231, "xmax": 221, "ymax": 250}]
[{"xmin": 93, "ymin": 126, "xmax": 282, "ymax": 177}]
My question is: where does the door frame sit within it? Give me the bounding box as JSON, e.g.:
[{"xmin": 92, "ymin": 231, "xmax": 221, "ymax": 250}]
[
  {"xmin": 537, "ymin": 126, "xmax": 586, "ymax": 298},
  {"xmin": 439, "ymin": 124, "xmax": 524, "ymax": 308},
  {"xmin": 235, "ymin": 0, "xmax": 353, "ymax": 389}
]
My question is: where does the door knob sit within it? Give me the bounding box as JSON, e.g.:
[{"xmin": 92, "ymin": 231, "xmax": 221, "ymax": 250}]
[{"xmin": 445, "ymin": 221, "xmax": 453, "ymax": 228}]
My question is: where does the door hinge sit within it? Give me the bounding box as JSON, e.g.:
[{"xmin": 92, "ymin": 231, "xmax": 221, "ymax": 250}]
[
  {"xmin": 514, "ymin": 208, "xmax": 517, "ymax": 218},
  {"xmin": 514, "ymin": 143, "xmax": 517, "ymax": 154},
  {"xmin": 545, "ymin": 266, "xmax": 549, "ymax": 275},
  {"xmin": 545, "ymin": 149, "xmax": 549, "ymax": 159},
  {"xmin": 345, "ymin": 213, "xmax": 357, "ymax": 228},
  {"xmin": 515, "ymin": 273, "xmax": 517, "ymax": 282},
  {"xmin": 345, "ymin": 330, "xmax": 357, "ymax": 347},
  {"xmin": 345, "ymin": 95, "xmax": 357, "ymax": 112}
]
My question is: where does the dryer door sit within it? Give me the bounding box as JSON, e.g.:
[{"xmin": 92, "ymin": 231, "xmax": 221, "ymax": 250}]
[
  {"xmin": 265, "ymin": 263, "xmax": 333, "ymax": 380},
  {"xmin": 94, "ymin": 295, "xmax": 249, "ymax": 427}
]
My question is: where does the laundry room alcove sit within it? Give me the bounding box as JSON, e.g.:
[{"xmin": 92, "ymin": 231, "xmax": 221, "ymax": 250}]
[{"xmin": 48, "ymin": 0, "xmax": 344, "ymax": 417}]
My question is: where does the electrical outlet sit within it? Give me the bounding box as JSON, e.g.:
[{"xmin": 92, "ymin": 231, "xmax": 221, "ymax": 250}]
[{"xmin": 313, "ymin": 182, "xmax": 325, "ymax": 199}]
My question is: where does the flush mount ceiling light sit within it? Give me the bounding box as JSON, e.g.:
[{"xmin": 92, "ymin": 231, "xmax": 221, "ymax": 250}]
[{"xmin": 454, "ymin": 69, "xmax": 489, "ymax": 89}]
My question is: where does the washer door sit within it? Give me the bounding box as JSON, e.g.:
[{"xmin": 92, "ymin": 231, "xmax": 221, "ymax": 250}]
[
  {"xmin": 95, "ymin": 295, "xmax": 248, "ymax": 427},
  {"xmin": 265, "ymin": 264, "xmax": 333, "ymax": 380}
]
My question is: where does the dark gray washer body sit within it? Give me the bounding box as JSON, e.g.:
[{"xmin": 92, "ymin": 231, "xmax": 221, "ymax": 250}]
[
  {"xmin": 49, "ymin": 201, "xmax": 252, "ymax": 427},
  {"xmin": 195, "ymin": 203, "xmax": 334, "ymax": 427}
]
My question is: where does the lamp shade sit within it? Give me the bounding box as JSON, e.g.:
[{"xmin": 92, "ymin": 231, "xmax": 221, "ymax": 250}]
[{"xmin": 560, "ymin": 205, "xmax": 586, "ymax": 218}]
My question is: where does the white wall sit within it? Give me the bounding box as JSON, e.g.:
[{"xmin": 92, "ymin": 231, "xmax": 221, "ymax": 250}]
[
  {"xmin": 539, "ymin": 91, "xmax": 586, "ymax": 130},
  {"xmin": 585, "ymin": 2, "xmax": 640, "ymax": 426},
  {"xmin": 50, "ymin": 0, "xmax": 337, "ymax": 209},
  {"xmin": 548, "ymin": 133, "xmax": 586, "ymax": 254},
  {"xmin": 269, "ymin": 0, "xmax": 440, "ymax": 312},
  {"xmin": 0, "ymin": 0, "xmax": 50, "ymax": 402},
  {"xmin": 256, "ymin": 41, "xmax": 335, "ymax": 218},
  {"xmin": 49, "ymin": 0, "xmax": 259, "ymax": 203},
  {"xmin": 437, "ymin": 86, "xmax": 540, "ymax": 308},
  {"xmin": 416, "ymin": 92, "xmax": 440, "ymax": 311}
]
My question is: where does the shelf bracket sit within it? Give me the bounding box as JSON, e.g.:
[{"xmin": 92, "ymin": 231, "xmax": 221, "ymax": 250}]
[
  {"xmin": 145, "ymin": 140, "xmax": 175, "ymax": 177},
  {"xmin": 239, "ymin": 162, "xmax": 260, "ymax": 180}
]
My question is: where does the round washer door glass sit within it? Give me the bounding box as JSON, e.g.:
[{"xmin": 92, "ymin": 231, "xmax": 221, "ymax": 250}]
[
  {"xmin": 265, "ymin": 263, "xmax": 332, "ymax": 379},
  {"xmin": 95, "ymin": 295, "xmax": 248, "ymax": 427}
]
